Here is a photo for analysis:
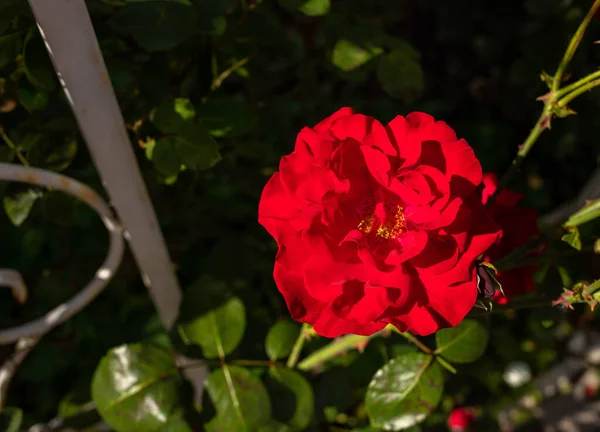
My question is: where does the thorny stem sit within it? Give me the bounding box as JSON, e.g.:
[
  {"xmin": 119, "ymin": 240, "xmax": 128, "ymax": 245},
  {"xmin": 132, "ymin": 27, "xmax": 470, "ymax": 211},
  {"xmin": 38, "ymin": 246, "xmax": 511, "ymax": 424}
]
[
  {"xmin": 287, "ymin": 322, "xmax": 310, "ymax": 368},
  {"xmin": 0, "ymin": 126, "xmax": 29, "ymax": 167},
  {"xmin": 211, "ymin": 57, "xmax": 250, "ymax": 91},
  {"xmin": 296, "ymin": 332, "xmax": 379, "ymax": 371},
  {"xmin": 555, "ymin": 68, "xmax": 600, "ymax": 99},
  {"xmin": 297, "ymin": 325, "xmax": 437, "ymax": 372},
  {"xmin": 557, "ymin": 78, "xmax": 600, "ymax": 107},
  {"xmin": 488, "ymin": 0, "xmax": 600, "ymax": 205},
  {"xmin": 394, "ymin": 327, "xmax": 432, "ymax": 354},
  {"xmin": 552, "ymin": 0, "xmax": 600, "ymax": 93}
]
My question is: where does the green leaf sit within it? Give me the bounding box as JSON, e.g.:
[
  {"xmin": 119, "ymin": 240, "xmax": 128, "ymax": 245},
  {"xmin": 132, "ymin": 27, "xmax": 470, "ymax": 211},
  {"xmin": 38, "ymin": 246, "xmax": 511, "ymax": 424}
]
[
  {"xmin": 376, "ymin": 49, "xmax": 424, "ymax": 103},
  {"xmin": 332, "ymin": 39, "xmax": 383, "ymax": 72},
  {"xmin": 17, "ymin": 81, "xmax": 49, "ymax": 112},
  {"xmin": 177, "ymin": 277, "xmax": 246, "ymax": 359},
  {"xmin": 265, "ymin": 320, "xmax": 300, "ymax": 360},
  {"xmin": 3, "ymin": 188, "xmax": 42, "ymax": 226},
  {"xmin": 0, "ymin": 33, "xmax": 21, "ymax": 69},
  {"xmin": 196, "ymin": 98, "xmax": 257, "ymax": 138},
  {"xmin": 564, "ymin": 200, "xmax": 600, "ymax": 228},
  {"xmin": 149, "ymin": 99, "xmax": 221, "ymax": 175},
  {"xmin": 435, "ymin": 319, "xmax": 489, "ymax": 363},
  {"xmin": 561, "ymin": 228, "xmax": 582, "ymax": 251},
  {"xmin": 23, "ymin": 30, "xmax": 56, "ymax": 90},
  {"xmin": 0, "ymin": 407, "xmax": 23, "ymax": 432},
  {"xmin": 258, "ymin": 420, "xmax": 293, "ymax": 432},
  {"xmin": 204, "ymin": 366, "xmax": 272, "ymax": 431},
  {"xmin": 91, "ymin": 343, "xmax": 183, "ymax": 432},
  {"xmin": 157, "ymin": 412, "xmax": 194, "ymax": 432},
  {"xmin": 365, "ymin": 353, "xmax": 443, "ymax": 430},
  {"xmin": 109, "ymin": 3, "xmax": 199, "ymax": 52},
  {"xmin": 266, "ymin": 367, "xmax": 314, "ymax": 430},
  {"xmin": 278, "ymin": 0, "xmax": 330, "ymax": 16}
]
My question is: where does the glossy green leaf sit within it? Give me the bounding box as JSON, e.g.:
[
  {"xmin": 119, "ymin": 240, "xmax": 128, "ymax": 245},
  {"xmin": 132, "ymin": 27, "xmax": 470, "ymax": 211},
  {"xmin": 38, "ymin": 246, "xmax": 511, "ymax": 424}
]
[
  {"xmin": 266, "ymin": 367, "xmax": 314, "ymax": 430},
  {"xmin": 204, "ymin": 366, "xmax": 272, "ymax": 431},
  {"xmin": 332, "ymin": 39, "xmax": 383, "ymax": 72},
  {"xmin": 109, "ymin": 3, "xmax": 199, "ymax": 52},
  {"xmin": 177, "ymin": 277, "xmax": 246, "ymax": 359},
  {"xmin": 91, "ymin": 343, "xmax": 183, "ymax": 432},
  {"xmin": 196, "ymin": 98, "xmax": 257, "ymax": 138},
  {"xmin": 365, "ymin": 353, "xmax": 443, "ymax": 430},
  {"xmin": 0, "ymin": 33, "xmax": 21, "ymax": 69},
  {"xmin": 435, "ymin": 319, "xmax": 489, "ymax": 363},
  {"xmin": 265, "ymin": 320, "xmax": 300, "ymax": 360},
  {"xmin": 23, "ymin": 31, "xmax": 56, "ymax": 90},
  {"xmin": 3, "ymin": 189, "xmax": 42, "ymax": 226},
  {"xmin": 0, "ymin": 407, "xmax": 23, "ymax": 432},
  {"xmin": 157, "ymin": 412, "xmax": 194, "ymax": 432},
  {"xmin": 561, "ymin": 227, "xmax": 582, "ymax": 251},
  {"xmin": 376, "ymin": 48, "xmax": 424, "ymax": 103}
]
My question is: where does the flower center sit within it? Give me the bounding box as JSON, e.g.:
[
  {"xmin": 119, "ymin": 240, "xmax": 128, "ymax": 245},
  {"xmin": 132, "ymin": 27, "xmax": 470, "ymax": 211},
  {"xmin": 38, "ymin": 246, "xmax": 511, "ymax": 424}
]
[{"xmin": 357, "ymin": 200, "xmax": 406, "ymax": 240}]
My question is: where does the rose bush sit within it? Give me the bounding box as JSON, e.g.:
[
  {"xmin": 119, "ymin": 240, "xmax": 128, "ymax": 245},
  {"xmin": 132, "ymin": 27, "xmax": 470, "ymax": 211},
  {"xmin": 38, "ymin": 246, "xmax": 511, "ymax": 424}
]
[
  {"xmin": 259, "ymin": 108, "xmax": 502, "ymax": 337},
  {"xmin": 481, "ymin": 173, "xmax": 542, "ymax": 303}
]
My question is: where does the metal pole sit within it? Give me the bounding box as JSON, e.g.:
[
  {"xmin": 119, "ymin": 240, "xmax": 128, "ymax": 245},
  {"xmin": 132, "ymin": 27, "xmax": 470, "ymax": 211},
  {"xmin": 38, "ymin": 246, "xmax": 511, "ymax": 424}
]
[{"xmin": 26, "ymin": 0, "xmax": 182, "ymax": 328}]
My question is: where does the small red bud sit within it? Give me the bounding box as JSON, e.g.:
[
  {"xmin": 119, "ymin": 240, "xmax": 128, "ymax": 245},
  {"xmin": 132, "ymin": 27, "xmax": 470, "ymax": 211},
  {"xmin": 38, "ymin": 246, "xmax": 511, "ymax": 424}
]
[{"xmin": 447, "ymin": 407, "xmax": 476, "ymax": 431}]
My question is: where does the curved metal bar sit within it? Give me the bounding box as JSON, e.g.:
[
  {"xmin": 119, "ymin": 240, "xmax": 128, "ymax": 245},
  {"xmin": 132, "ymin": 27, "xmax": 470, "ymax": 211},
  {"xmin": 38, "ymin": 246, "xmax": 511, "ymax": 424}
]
[
  {"xmin": 0, "ymin": 269, "xmax": 27, "ymax": 303},
  {"xmin": 0, "ymin": 163, "xmax": 125, "ymax": 344}
]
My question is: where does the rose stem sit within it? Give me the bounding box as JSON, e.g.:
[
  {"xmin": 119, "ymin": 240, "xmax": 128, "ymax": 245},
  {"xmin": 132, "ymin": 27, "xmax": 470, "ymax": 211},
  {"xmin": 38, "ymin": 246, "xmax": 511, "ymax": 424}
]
[
  {"xmin": 435, "ymin": 356, "xmax": 457, "ymax": 374},
  {"xmin": 286, "ymin": 322, "xmax": 311, "ymax": 368},
  {"xmin": 391, "ymin": 326, "xmax": 432, "ymax": 354},
  {"xmin": 487, "ymin": 0, "xmax": 600, "ymax": 206},
  {"xmin": 296, "ymin": 330, "xmax": 387, "ymax": 371}
]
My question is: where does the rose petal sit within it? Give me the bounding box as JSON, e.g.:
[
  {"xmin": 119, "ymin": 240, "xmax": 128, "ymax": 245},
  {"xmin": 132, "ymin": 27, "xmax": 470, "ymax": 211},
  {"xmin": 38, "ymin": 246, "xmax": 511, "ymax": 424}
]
[
  {"xmin": 442, "ymin": 139, "xmax": 483, "ymax": 197},
  {"xmin": 410, "ymin": 233, "xmax": 459, "ymax": 275},
  {"xmin": 332, "ymin": 281, "xmax": 391, "ymax": 324},
  {"xmin": 314, "ymin": 107, "xmax": 356, "ymax": 133},
  {"xmin": 258, "ymin": 172, "xmax": 299, "ymax": 240},
  {"xmin": 388, "ymin": 275, "xmax": 478, "ymax": 336},
  {"xmin": 329, "ymin": 114, "xmax": 382, "ymax": 143}
]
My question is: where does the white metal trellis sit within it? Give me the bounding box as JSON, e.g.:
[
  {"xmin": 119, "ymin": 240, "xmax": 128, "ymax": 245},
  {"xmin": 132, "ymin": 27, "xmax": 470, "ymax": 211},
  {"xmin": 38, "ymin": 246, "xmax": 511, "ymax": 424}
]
[{"xmin": 0, "ymin": 0, "xmax": 201, "ymax": 414}]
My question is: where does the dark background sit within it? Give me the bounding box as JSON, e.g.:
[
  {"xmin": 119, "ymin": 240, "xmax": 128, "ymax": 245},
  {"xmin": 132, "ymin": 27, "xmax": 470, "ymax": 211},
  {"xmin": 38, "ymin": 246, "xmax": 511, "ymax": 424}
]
[{"xmin": 1, "ymin": 0, "xmax": 600, "ymax": 430}]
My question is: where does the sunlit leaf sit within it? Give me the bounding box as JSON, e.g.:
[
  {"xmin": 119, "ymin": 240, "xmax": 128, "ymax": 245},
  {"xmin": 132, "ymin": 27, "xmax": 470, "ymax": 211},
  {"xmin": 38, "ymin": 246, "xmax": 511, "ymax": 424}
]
[
  {"xmin": 365, "ymin": 353, "xmax": 442, "ymax": 430},
  {"xmin": 561, "ymin": 228, "xmax": 582, "ymax": 251},
  {"xmin": 3, "ymin": 188, "xmax": 42, "ymax": 226},
  {"xmin": 332, "ymin": 39, "xmax": 383, "ymax": 72},
  {"xmin": 91, "ymin": 343, "xmax": 184, "ymax": 432},
  {"xmin": 204, "ymin": 366, "xmax": 271, "ymax": 431},
  {"xmin": 177, "ymin": 276, "xmax": 246, "ymax": 359}
]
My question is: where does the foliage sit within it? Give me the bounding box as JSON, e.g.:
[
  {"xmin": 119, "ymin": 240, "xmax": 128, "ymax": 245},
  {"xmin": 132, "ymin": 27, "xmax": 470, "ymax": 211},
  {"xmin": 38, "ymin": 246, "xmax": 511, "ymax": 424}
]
[{"xmin": 1, "ymin": 0, "xmax": 600, "ymax": 431}]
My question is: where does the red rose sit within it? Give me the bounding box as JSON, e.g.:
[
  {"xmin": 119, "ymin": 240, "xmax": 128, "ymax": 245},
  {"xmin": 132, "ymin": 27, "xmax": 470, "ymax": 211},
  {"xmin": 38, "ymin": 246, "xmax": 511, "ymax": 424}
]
[
  {"xmin": 481, "ymin": 173, "xmax": 541, "ymax": 303},
  {"xmin": 447, "ymin": 407, "xmax": 476, "ymax": 431},
  {"xmin": 259, "ymin": 108, "xmax": 502, "ymax": 337}
]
